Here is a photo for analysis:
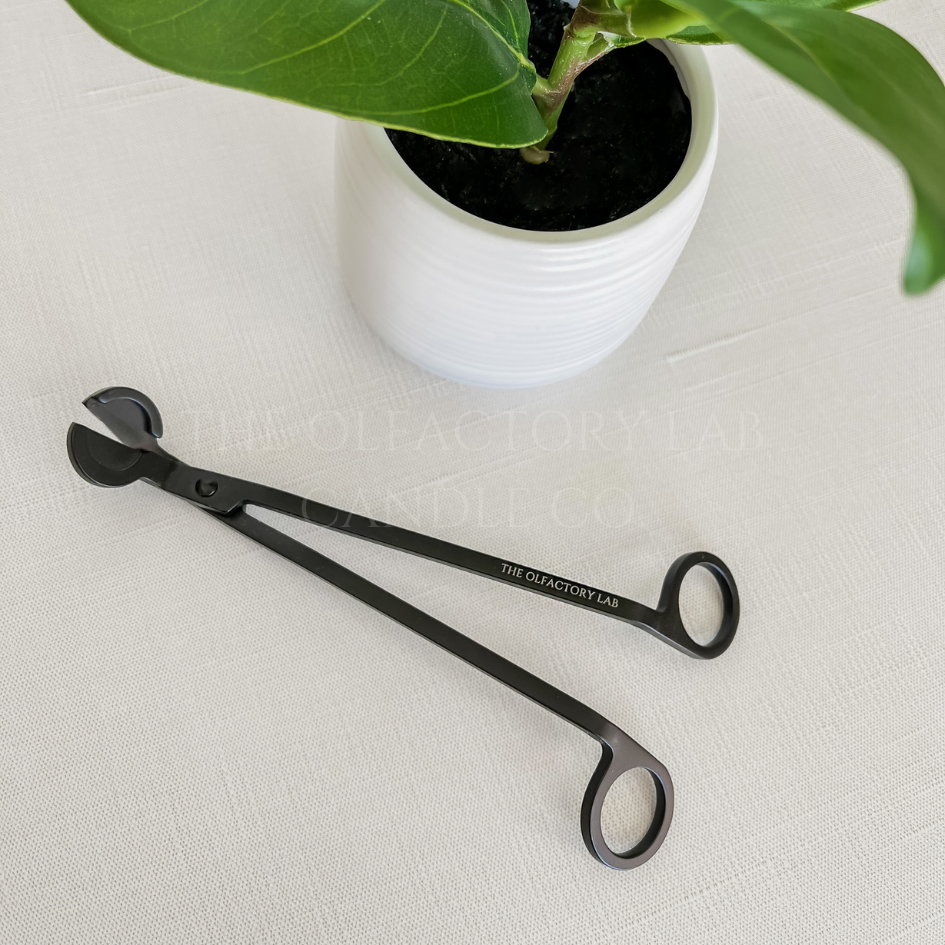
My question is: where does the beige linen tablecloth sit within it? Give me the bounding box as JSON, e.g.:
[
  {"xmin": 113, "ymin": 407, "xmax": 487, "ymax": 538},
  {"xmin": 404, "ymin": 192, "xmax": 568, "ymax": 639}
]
[{"xmin": 1, "ymin": 1, "xmax": 943, "ymax": 941}]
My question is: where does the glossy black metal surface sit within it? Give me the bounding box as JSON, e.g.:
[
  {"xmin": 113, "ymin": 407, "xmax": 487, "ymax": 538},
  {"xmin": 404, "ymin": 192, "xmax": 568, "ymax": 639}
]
[{"xmin": 67, "ymin": 387, "xmax": 737, "ymax": 870}]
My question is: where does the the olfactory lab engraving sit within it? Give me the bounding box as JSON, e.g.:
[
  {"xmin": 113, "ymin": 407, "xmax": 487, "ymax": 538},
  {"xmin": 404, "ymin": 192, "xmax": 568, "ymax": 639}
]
[{"xmin": 498, "ymin": 562, "xmax": 620, "ymax": 608}]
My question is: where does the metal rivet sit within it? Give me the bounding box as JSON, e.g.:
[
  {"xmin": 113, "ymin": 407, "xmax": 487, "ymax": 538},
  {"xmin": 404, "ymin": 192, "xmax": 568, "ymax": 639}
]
[{"xmin": 195, "ymin": 479, "xmax": 218, "ymax": 497}]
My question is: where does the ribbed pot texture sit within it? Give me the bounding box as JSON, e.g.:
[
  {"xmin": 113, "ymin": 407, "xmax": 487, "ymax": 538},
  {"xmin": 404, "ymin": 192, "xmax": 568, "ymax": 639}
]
[{"xmin": 335, "ymin": 42, "xmax": 718, "ymax": 389}]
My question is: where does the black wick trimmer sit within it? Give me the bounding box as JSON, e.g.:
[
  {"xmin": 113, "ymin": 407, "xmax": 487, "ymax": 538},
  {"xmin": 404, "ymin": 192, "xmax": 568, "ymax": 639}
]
[{"xmin": 68, "ymin": 387, "xmax": 739, "ymax": 870}]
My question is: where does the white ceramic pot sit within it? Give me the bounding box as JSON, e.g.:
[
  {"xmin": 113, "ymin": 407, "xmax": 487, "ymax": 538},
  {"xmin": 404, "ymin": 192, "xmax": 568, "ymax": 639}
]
[{"xmin": 335, "ymin": 42, "xmax": 717, "ymax": 389}]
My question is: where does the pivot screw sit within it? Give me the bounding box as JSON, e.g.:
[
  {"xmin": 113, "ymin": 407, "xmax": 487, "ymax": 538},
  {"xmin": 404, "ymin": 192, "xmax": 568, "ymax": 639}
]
[{"xmin": 195, "ymin": 479, "xmax": 218, "ymax": 497}]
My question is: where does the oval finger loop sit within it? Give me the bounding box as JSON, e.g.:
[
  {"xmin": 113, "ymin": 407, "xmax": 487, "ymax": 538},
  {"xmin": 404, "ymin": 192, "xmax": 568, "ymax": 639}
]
[
  {"xmin": 581, "ymin": 734, "xmax": 674, "ymax": 871},
  {"xmin": 658, "ymin": 551, "xmax": 739, "ymax": 659}
]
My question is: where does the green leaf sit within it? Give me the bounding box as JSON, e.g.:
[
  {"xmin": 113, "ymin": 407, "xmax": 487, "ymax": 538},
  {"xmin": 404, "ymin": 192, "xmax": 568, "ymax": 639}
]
[
  {"xmin": 668, "ymin": 0, "xmax": 945, "ymax": 293},
  {"xmin": 668, "ymin": 0, "xmax": 881, "ymax": 46},
  {"xmin": 62, "ymin": 0, "xmax": 548, "ymax": 147}
]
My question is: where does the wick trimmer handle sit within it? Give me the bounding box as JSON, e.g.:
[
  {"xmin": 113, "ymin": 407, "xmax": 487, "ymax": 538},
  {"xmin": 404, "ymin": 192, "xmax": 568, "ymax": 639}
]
[
  {"xmin": 220, "ymin": 507, "xmax": 677, "ymax": 872},
  {"xmin": 70, "ymin": 399, "xmax": 742, "ymax": 662},
  {"xmin": 582, "ymin": 725, "xmax": 673, "ymax": 870},
  {"xmin": 651, "ymin": 552, "xmax": 740, "ymax": 659},
  {"xmin": 296, "ymin": 503, "xmax": 742, "ymax": 660}
]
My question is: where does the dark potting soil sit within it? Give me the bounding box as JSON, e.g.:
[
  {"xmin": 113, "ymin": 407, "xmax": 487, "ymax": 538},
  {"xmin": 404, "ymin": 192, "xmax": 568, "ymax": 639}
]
[{"xmin": 386, "ymin": 0, "xmax": 692, "ymax": 232}]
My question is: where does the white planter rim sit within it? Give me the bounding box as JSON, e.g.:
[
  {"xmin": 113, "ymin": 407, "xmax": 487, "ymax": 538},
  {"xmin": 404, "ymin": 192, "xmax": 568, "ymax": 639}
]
[{"xmin": 362, "ymin": 40, "xmax": 717, "ymax": 247}]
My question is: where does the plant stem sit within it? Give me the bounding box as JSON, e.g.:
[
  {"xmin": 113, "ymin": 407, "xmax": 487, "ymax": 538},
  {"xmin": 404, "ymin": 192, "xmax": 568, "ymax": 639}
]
[{"xmin": 520, "ymin": 2, "xmax": 617, "ymax": 165}]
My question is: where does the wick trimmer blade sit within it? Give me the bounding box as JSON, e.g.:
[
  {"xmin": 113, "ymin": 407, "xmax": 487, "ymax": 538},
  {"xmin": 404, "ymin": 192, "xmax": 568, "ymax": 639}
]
[
  {"xmin": 67, "ymin": 422, "xmax": 152, "ymax": 488},
  {"xmin": 83, "ymin": 386, "xmax": 165, "ymax": 453}
]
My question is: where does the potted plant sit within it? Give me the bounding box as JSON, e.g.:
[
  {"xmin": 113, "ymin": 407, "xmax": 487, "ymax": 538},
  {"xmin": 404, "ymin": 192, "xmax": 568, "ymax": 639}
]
[{"xmin": 63, "ymin": 0, "xmax": 945, "ymax": 387}]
